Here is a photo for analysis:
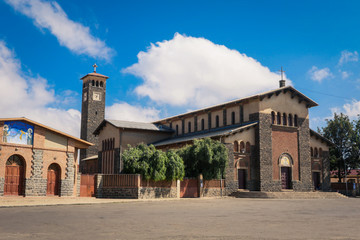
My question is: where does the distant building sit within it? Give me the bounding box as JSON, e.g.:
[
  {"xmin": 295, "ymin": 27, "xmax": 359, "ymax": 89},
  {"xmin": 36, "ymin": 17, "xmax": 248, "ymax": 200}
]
[
  {"xmin": 0, "ymin": 118, "xmax": 92, "ymax": 196},
  {"xmin": 80, "ymin": 69, "xmax": 332, "ymax": 192}
]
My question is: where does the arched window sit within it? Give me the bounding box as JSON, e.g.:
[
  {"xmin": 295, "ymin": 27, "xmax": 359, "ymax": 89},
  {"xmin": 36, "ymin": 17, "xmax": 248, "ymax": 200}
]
[
  {"xmin": 271, "ymin": 111, "xmax": 276, "ymax": 124},
  {"xmin": 176, "ymin": 125, "xmax": 179, "ymax": 135},
  {"xmin": 277, "ymin": 112, "xmax": 281, "ymax": 125},
  {"xmin": 246, "ymin": 142, "xmax": 251, "ymax": 153},
  {"xmin": 319, "ymin": 148, "xmax": 323, "ymax": 158},
  {"xmin": 294, "ymin": 114, "xmax": 298, "ymax": 127},
  {"xmin": 188, "ymin": 122, "xmax": 192, "ymax": 133},
  {"xmin": 288, "ymin": 114, "xmax": 293, "ymax": 126},
  {"xmin": 231, "ymin": 112, "xmax": 235, "ymax": 125},
  {"xmin": 83, "ymin": 82, "xmax": 85, "ymax": 88},
  {"xmin": 215, "ymin": 115, "xmax": 219, "ymax": 128},
  {"xmin": 233, "ymin": 141, "xmax": 239, "ymax": 152},
  {"xmin": 201, "ymin": 119, "xmax": 205, "ymax": 131},
  {"xmin": 100, "ymin": 81, "xmax": 104, "ymax": 87},
  {"xmin": 314, "ymin": 147, "xmax": 318, "ymax": 158},
  {"xmin": 92, "ymin": 80, "xmax": 95, "ymax": 86},
  {"xmin": 310, "ymin": 147, "xmax": 313, "ymax": 157},
  {"xmin": 240, "ymin": 141, "xmax": 245, "ymax": 153},
  {"xmin": 102, "ymin": 140, "xmax": 105, "ymax": 151},
  {"xmin": 283, "ymin": 113, "xmax": 287, "ymax": 126},
  {"xmin": 96, "ymin": 81, "xmax": 99, "ymax": 87}
]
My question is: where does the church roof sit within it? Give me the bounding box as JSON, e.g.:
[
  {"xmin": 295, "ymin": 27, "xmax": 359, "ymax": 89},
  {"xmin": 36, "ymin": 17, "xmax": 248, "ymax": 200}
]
[
  {"xmin": 81, "ymin": 72, "xmax": 109, "ymax": 79},
  {"xmin": 310, "ymin": 129, "xmax": 334, "ymax": 146},
  {"xmin": 153, "ymin": 86, "xmax": 318, "ymax": 124},
  {"xmin": 0, "ymin": 117, "xmax": 92, "ymax": 148},
  {"xmin": 93, "ymin": 119, "xmax": 174, "ymax": 135},
  {"xmin": 152, "ymin": 121, "xmax": 258, "ymax": 147}
]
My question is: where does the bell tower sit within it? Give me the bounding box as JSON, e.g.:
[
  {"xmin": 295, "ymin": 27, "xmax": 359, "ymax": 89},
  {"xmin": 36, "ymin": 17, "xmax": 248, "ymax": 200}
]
[{"xmin": 79, "ymin": 64, "xmax": 108, "ymax": 166}]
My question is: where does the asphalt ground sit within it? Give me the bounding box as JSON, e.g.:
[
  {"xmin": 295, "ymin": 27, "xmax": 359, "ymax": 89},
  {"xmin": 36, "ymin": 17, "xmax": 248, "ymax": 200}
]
[{"xmin": 0, "ymin": 197, "xmax": 358, "ymax": 240}]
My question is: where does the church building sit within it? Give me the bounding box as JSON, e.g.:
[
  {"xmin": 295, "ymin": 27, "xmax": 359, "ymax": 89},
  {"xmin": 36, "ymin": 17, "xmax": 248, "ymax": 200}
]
[{"xmin": 80, "ymin": 68, "xmax": 332, "ymax": 193}]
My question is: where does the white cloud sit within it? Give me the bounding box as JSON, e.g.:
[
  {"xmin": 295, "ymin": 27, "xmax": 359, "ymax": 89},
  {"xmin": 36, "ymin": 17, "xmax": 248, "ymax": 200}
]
[
  {"xmin": 338, "ymin": 50, "xmax": 358, "ymax": 65},
  {"xmin": 123, "ymin": 33, "xmax": 285, "ymax": 108},
  {"xmin": 341, "ymin": 71, "xmax": 350, "ymax": 79},
  {"xmin": 5, "ymin": 0, "xmax": 114, "ymax": 61},
  {"xmin": 343, "ymin": 100, "xmax": 360, "ymax": 118},
  {"xmin": 106, "ymin": 102, "xmax": 160, "ymax": 122},
  {"xmin": 0, "ymin": 40, "xmax": 81, "ymax": 136},
  {"xmin": 308, "ymin": 66, "xmax": 333, "ymax": 83},
  {"xmin": 329, "ymin": 100, "xmax": 360, "ymax": 120}
]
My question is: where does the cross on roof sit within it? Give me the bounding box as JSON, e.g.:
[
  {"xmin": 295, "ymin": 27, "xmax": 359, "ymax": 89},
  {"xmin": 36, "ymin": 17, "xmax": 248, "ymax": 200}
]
[
  {"xmin": 93, "ymin": 63, "xmax": 98, "ymax": 73},
  {"xmin": 279, "ymin": 66, "xmax": 285, "ymax": 80}
]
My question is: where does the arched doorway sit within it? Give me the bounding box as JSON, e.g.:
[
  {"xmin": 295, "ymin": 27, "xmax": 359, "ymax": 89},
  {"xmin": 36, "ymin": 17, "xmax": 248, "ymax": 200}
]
[
  {"xmin": 4, "ymin": 155, "xmax": 25, "ymax": 196},
  {"xmin": 279, "ymin": 154, "xmax": 293, "ymax": 190},
  {"xmin": 47, "ymin": 163, "xmax": 61, "ymax": 196}
]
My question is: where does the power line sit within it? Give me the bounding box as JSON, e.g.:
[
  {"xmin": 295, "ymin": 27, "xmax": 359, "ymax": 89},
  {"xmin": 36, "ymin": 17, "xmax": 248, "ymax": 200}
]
[{"xmin": 296, "ymin": 87, "xmax": 356, "ymax": 101}]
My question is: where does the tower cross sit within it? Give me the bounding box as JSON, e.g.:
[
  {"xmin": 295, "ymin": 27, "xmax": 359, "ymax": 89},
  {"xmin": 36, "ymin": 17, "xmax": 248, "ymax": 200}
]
[
  {"xmin": 279, "ymin": 66, "xmax": 285, "ymax": 80},
  {"xmin": 93, "ymin": 63, "xmax": 98, "ymax": 73}
]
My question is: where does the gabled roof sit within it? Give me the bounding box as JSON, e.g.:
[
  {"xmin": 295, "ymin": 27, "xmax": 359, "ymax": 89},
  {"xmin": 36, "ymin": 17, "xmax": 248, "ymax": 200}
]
[
  {"xmin": 93, "ymin": 119, "xmax": 174, "ymax": 135},
  {"xmin": 152, "ymin": 121, "xmax": 258, "ymax": 147},
  {"xmin": 310, "ymin": 129, "xmax": 334, "ymax": 146},
  {"xmin": 0, "ymin": 117, "xmax": 92, "ymax": 148},
  {"xmin": 81, "ymin": 72, "xmax": 109, "ymax": 79},
  {"xmin": 153, "ymin": 86, "xmax": 318, "ymax": 124}
]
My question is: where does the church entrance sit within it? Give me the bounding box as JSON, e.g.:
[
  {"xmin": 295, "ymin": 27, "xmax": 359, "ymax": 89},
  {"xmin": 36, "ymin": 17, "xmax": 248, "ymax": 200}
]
[
  {"xmin": 281, "ymin": 167, "xmax": 291, "ymax": 189},
  {"xmin": 238, "ymin": 169, "xmax": 246, "ymax": 189},
  {"xmin": 312, "ymin": 172, "xmax": 320, "ymax": 190},
  {"xmin": 4, "ymin": 155, "xmax": 25, "ymax": 196},
  {"xmin": 47, "ymin": 163, "xmax": 61, "ymax": 196}
]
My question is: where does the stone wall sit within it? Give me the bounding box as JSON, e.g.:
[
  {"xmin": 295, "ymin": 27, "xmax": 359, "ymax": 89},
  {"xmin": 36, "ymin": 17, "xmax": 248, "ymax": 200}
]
[
  {"xmin": 25, "ymin": 149, "xmax": 47, "ymax": 196},
  {"xmin": 139, "ymin": 187, "xmax": 177, "ymax": 199},
  {"xmin": 0, "ymin": 177, "xmax": 4, "ymax": 196},
  {"xmin": 60, "ymin": 153, "xmax": 75, "ymax": 196},
  {"xmin": 99, "ymin": 187, "xmax": 139, "ymax": 199},
  {"xmin": 224, "ymin": 143, "xmax": 238, "ymax": 195},
  {"xmin": 202, "ymin": 187, "xmax": 225, "ymax": 197}
]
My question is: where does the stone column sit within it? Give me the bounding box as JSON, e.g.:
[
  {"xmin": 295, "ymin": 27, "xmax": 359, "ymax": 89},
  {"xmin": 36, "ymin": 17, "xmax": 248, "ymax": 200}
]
[
  {"xmin": 293, "ymin": 118, "xmax": 313, "ymax": 191},
  {"xmin": 322, "ymin": 151, "xmax": 330, "ymax": 191},
  {"xmin": 96, "ymin": 174, "xmax": 103, "ymax": 198},
  {"xmin": 224, "ymin": 143, "xmax": 237, "ymax": 195},
  {"xmin": 25, "ymin": 149, "xmax": 47, "ymax": 196},
  {"xmin": 0, "ymin": 146, "xmax": 3, "ymax": 196},
  {"xmin": 60, "ymin": 153, "xmax": 75, "ymax": 196},
  {"xmin": 76, "ymin": 172, "xmax": 81, "ymax": 197}
]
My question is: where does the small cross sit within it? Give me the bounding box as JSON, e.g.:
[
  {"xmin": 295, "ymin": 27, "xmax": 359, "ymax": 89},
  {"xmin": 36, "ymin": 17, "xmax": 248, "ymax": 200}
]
[
  {"xmin": 93, "ymin": 63, "xmax": 98, "ymax": 73},
  {"xmin": 278, "ymin": 66, "xmax": 285, "ymax": 80}
]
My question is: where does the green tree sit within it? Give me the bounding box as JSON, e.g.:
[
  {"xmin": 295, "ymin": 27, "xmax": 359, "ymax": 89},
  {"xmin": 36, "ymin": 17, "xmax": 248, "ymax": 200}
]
[
  {"xmin": 178, "ymin": 138, "xmax": 228, "ymax": 180},
  {"xmin": 165, "ymin": 150, "xmax": 185, "ymax": 181},
  {"xmin": 122, "ymin": 143, "xmax": 184, "ymax": 181},
  {"xmin": 321, "ymin": 113, "xmax": 358, "ymax": 182}
]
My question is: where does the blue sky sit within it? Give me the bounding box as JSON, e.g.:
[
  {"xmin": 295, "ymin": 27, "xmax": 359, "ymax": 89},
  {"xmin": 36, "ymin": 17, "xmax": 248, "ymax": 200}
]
[{"xmin": 0, "ymin": 0, "xmax": 359, "ymax": 136}]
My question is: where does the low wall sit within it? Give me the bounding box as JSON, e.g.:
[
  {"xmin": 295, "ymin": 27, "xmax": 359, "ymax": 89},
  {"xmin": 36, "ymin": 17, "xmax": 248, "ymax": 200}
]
[
  {"xmin": 96, "ymin": 174, "xmax": 179, "ymax": 199},
  {"xmin": 201, "ymin": 179, "xmax": 225, "ymax": 197},
  {"xmin": 331, "ymin": 182, "xmax": 359, "ymax": 196}
]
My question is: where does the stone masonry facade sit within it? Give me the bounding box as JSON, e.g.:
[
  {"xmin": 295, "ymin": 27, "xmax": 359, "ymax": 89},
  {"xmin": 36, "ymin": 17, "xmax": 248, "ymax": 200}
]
[
  {"xmin": 60, "ymin": 153, "xmax": 75, "ymax": 196},
  {"xmin": 25, "ymin": 149, "xmax": 47, "ymax": 196}
]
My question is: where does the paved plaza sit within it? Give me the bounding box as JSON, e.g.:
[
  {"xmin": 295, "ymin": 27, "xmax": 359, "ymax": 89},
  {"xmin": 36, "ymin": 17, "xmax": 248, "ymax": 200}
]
[{"xmin": 0, "ymin": 197, "xmax": 358, "ymax": 239}]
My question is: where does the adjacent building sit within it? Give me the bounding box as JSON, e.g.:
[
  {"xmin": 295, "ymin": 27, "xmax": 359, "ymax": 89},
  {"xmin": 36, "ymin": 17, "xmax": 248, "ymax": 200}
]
[{"xmin": 0, "ymin": 118, "xmax": 92, "ymax": 196}]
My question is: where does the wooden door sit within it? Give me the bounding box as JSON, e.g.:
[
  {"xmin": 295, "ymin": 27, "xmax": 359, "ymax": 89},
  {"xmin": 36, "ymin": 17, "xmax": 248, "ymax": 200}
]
[
  {"xmin": 281, "ymin": 167, "xmax": 291, "ymax": 189},
  {"xmin": 47, "ymin": 165, "xmax": 60, "ymax": 196},
  {"xmin": 80, "ymin": 174, "xmax": 96, "ymax": 197},
  {"xmin": 313, "ymin": 172, "xmax": 320, "ymax": 190},
  {"xmin": 4, "ymin": 165, "xmax": 23, "ymax": 196},
  {"xmin": 238, "ymin": 169, "xmax": 246, "ymax": 189}
]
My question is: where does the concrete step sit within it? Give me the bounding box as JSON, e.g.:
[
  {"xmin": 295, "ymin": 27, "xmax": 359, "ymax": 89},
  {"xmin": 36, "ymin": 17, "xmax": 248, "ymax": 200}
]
[{"xmin": 230, "ymin": 191, "xmax": 347, "ymax": 199}]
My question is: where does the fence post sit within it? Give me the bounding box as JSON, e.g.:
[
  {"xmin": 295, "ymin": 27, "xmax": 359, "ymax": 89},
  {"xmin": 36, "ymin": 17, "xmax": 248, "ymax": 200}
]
[
  {"xmin": 198, "ymin": 174, "xmax": 203, "ymax": 198},
  {"xmin": 96, "ymin": 174, "xmax": 103, "ymax": 198},
  {"xmin": 177, "ymin": 179, "xmax": 180, "ymax": 198}
]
